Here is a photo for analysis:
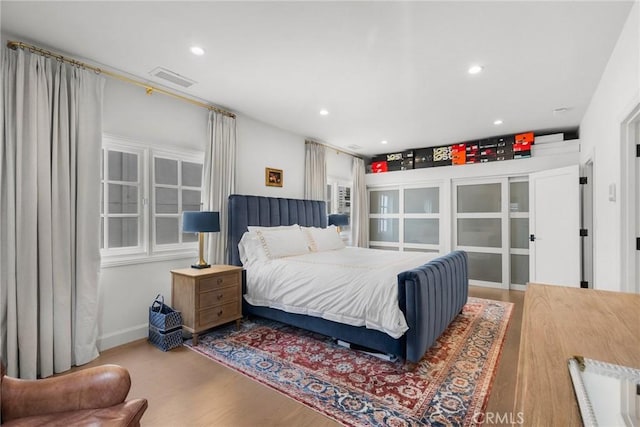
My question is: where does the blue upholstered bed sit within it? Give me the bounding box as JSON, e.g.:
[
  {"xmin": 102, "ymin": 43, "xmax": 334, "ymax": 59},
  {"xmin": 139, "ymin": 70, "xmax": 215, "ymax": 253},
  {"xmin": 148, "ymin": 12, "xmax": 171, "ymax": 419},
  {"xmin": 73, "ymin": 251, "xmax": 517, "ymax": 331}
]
[{"xmin": 227, "ymin": 194, "xmax": 469, "ymax": 363}]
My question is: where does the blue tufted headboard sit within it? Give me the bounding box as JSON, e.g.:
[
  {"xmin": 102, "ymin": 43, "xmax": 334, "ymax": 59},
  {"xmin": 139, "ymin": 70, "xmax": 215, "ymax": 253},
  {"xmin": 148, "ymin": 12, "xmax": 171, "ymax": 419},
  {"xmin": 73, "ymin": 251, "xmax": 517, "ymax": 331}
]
[{"xmin": 227, "ymin": 195, "xmax": 327, "ymax": 266}]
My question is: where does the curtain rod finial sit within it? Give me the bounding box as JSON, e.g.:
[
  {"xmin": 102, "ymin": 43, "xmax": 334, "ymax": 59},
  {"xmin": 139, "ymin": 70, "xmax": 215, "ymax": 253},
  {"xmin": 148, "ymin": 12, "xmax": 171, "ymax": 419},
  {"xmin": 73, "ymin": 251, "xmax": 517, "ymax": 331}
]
[{"xmin": 145, "ymin": 87, "xmax": 153, "ymax": 96}]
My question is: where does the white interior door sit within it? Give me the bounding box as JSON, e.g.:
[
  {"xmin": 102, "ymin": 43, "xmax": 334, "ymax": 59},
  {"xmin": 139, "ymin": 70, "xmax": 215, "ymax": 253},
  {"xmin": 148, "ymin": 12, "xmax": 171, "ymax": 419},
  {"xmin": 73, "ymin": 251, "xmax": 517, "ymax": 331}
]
[{"xmin": 530, "ymin": 165, "xmax": 580, "ymax": 287}]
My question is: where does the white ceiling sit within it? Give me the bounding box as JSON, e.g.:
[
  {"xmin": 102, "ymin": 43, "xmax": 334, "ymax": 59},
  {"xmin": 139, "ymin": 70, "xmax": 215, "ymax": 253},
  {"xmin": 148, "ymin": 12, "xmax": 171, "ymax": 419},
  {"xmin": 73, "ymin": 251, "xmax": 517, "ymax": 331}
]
[{"xmin": 1, "ymin": 1, "xmax": 634, "ymax": 156}]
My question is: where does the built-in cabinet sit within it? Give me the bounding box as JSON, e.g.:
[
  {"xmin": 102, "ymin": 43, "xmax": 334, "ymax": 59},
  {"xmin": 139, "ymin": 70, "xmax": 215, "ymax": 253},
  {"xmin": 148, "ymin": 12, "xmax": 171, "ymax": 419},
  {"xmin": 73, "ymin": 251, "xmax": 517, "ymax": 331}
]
[
  {"xmin": 365, "ymin": 140, "xmax": 581, "ymax": 290},
  {"xmin": 368, "ymin": 178, "xmax": 529, "ymax": 289}
]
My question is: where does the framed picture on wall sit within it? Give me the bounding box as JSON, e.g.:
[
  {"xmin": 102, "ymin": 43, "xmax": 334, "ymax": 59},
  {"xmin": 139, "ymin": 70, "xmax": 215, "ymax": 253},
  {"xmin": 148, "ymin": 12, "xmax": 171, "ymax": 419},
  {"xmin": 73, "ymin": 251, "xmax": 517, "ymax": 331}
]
[{"xmin": 265, "ymin": 167, "xmax": 283, "ymax": 187}]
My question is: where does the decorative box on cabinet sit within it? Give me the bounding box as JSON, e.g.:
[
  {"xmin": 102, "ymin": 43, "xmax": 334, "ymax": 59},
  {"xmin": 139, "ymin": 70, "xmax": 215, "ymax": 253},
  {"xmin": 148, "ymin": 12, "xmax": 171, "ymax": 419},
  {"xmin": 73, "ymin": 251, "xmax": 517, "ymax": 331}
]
[{"xmin": 170, "ymin": 265, "xmax": 243, "ymax": 345}]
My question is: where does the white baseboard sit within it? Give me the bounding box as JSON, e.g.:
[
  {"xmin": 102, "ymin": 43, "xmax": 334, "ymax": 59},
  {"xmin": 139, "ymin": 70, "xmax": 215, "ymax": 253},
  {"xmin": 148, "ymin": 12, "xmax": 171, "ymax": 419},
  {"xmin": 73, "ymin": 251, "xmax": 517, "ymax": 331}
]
[{"xmin": 97, "ymin": 323, "xmax": 148, "ymax": 351}]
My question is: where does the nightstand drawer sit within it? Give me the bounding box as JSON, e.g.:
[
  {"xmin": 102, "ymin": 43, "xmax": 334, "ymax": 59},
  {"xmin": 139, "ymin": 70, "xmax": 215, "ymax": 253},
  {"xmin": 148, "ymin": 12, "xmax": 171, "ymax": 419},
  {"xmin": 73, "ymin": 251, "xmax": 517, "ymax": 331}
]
[
  {"xmin": 199, "ymin": 273, "xmax": 239, "ymax": 292},
  {"xmin": 198, "ymin": 302, "xmax": 240, "ymax": 327},
  {"xmin": 199, "ymin": 286, "xmax": 238, "ymax": 308}
]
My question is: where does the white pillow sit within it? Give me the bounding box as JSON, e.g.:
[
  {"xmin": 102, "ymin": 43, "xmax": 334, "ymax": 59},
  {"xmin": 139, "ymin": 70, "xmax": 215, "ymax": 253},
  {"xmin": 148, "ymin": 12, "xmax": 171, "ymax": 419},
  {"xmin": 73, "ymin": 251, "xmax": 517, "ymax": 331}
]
[
  {"xmin": 247, "ymin": 224, "xmax": 300, "ymax": 232},
  {"xmin": 303, "ymin": 225, "xmax": 346, "ymax": 252},
  {"xmin": 255, "ymin": 227, "xmax": 310, "ymax": 259},
  {"xmin": 238, "ymin": 231, "xmax": 269, "ymax": 266}
]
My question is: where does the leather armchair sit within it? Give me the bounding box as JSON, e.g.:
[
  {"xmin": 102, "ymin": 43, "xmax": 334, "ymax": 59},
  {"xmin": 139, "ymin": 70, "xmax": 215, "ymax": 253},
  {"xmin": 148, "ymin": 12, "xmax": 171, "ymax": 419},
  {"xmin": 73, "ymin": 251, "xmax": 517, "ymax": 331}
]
[{"xmin": 1, "ymin": 361, "xmax": 147, "ymax": 426}]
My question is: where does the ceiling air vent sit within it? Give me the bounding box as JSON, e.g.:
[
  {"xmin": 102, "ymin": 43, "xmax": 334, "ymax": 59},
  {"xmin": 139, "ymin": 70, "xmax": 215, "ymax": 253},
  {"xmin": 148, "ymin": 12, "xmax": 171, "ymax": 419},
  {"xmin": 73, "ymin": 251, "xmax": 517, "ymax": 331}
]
[
  {"xmin": 149, "ymin": 67, "xmax": 197, "ymax": 88},
  {"xmin": 347, "ymin": 144, "xmax": 363, "ymax": 150}
]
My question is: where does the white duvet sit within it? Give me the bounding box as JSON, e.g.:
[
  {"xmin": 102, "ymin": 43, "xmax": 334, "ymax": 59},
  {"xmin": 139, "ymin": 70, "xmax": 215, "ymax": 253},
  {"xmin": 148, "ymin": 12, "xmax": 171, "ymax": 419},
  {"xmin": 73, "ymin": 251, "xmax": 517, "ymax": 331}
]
[{"xmin": 243, "ymin": 247, "xmax": 438, "ymax": 338}]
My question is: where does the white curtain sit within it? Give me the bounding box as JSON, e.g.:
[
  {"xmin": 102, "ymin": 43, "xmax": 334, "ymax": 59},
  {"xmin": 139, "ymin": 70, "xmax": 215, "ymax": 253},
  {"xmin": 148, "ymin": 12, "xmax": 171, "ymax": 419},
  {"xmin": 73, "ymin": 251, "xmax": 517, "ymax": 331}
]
[
  {"xmin": 0, "ymin": 47, "xmax": 105, "ymax": 378},
  {"xmin": 202, "ymin": 110, "xmax": 236, "ymax": 265},
  {"xmin": 351, "ymin": 157, "xmax": 369, "ymax": 247},
  {"xmin": 304, "ymin": 141, "xmax": 327, "ymax": 201}
]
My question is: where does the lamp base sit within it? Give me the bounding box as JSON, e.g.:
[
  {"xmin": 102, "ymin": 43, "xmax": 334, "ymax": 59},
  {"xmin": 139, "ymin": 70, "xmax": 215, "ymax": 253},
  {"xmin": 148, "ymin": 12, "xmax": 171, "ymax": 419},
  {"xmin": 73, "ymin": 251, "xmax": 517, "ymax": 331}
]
[{"xmin": 191, "ymin": 263, "xmax": 211, "ymax": 269}]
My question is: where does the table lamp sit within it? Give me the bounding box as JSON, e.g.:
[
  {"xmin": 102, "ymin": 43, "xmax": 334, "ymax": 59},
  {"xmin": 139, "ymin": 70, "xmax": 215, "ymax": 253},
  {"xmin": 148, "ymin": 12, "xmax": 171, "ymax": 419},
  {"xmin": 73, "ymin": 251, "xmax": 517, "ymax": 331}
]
[
  {"xmin": 182, "ymin": 211, "xmax": 220, "ymax": 269},
  {"xmin": 328, "ymin": 214, "xmax": 349, "ymax": 233}
]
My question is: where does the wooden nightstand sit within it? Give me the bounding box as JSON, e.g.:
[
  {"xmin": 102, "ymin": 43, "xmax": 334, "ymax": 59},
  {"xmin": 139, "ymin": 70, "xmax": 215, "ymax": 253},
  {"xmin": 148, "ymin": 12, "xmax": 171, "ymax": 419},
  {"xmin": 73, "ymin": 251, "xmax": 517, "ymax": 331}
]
[{"xmin": 170, "ymin": 265, "xmax": 243, "ymax": 345}]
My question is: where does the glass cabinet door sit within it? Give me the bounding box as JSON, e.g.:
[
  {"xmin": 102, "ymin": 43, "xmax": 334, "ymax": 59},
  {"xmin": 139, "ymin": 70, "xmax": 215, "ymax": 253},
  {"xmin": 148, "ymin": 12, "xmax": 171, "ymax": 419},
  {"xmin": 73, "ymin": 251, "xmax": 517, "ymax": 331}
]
[
  {"xmin": 509, "ymin": 180, "xmax": 529, "ymax": 288},
  {"xmin": 369, "ymin": 185, "xmax": 442, "ymax": 252},
  {"xmin": 370, "ymin": 189, "xmax": 400, "ymax": 214},
  {"xmin": 455, "ymin": 181, "xmax": 504, "ymax": 286}
]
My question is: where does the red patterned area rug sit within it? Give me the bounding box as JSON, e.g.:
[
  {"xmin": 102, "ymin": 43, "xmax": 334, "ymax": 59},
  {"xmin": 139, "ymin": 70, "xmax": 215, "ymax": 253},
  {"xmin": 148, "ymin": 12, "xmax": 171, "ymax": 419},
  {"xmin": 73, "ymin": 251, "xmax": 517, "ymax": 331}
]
[{"xmin": 185, "ymin": 297, "xmax": 513, "ymax": 427}]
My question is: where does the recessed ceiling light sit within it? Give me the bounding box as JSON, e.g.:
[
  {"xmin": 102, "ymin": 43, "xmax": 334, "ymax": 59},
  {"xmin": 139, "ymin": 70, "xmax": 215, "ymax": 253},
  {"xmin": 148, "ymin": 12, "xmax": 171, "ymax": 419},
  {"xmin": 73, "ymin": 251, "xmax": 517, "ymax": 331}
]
[
  {"xmin": 381, "ymin": 140, "xmax": 388, "ymax": 144},
  {"xmin": 468, "ymin": 65, "xmax": 483, "ymax": 75},
  {"xmin": 190, "ymin": 46, "xmax": 205, "ymax": 56},
  {"xmin": 319, "ymin": 109, "xmax": 329, "ymax": 116},
  {"xmin": 493, "ymin": 119, "xmax": 503, "ymax": 125}
]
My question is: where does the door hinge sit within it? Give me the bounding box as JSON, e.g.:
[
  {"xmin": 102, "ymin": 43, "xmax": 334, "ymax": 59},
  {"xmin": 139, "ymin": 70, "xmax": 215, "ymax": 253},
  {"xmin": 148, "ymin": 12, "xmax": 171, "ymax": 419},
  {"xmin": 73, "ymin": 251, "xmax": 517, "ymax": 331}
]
[
  {"xmin": 580, "ymin": 281, "xmax": 589, "ymax": 289},
  {"xmin": 580, "ymin": 229, "xmax": 588, "ymax": 237},
  {"xmin": 579, "ymin": 177, "xmax": 588, "ymax": 185},
  {"xmin": 637, "ymin": 237, "xmax": 640, "ymax": 251},
  {"xmin": 637, "ymin": 144, "xmax": 640, "ymax": 158}
]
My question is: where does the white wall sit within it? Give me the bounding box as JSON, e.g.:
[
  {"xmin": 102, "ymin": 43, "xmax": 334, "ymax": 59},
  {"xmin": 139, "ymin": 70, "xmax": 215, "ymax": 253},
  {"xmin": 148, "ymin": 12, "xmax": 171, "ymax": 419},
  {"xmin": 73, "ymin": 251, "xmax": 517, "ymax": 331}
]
[
  {"xmin": 236, "ymin": 115, "xmax": 305, "ymax": 198},
  {"xmin": 327, "ymin": 149, "xmax": 354, "ymax": 183},
  {"xmin": 579, "ymin": 2, "xmax": 639, "ymax": 292},
  {"xmin": 99, "ymin": 79, "xmax": 308, "ymax": 350}
]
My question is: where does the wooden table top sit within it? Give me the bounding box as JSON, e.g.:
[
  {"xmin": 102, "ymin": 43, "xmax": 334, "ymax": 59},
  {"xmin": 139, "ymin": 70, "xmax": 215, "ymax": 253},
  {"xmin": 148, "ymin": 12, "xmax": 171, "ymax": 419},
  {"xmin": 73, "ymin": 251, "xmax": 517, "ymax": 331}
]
[{"xmin": 514, "ymin": 283, "xmax": 640, "ymax": 426}]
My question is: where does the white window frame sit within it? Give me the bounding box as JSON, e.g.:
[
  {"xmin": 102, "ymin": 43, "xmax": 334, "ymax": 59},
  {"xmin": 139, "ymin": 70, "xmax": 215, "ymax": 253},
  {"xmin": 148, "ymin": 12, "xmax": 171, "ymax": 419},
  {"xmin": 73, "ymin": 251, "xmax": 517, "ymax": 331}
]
[
  {"xmin": 100, "ymin": 134, "xmax": 204, "ymax": 268},
  {"xmin": 151, "ymin": 148, "xmax": 204, "ymax": 254},
  {"xmin": 101, "ymin": 137, "xmax": 148, "ymax": 261}
]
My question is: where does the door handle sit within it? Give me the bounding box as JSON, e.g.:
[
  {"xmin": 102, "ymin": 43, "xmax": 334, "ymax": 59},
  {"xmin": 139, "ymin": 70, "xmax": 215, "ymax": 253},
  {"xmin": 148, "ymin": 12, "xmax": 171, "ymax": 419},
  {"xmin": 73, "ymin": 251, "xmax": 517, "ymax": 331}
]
[{"xmin": 530, "ymin": 234, "xmax": 535, "ymax": 242}]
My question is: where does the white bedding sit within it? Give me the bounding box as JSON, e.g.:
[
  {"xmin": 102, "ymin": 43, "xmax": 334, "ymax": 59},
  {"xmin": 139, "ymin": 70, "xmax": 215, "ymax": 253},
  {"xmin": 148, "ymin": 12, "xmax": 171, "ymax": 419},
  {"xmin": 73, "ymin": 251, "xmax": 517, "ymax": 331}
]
[{"xmin": 243, "ymin": 247, "xmax": 438, "ymax": 338}]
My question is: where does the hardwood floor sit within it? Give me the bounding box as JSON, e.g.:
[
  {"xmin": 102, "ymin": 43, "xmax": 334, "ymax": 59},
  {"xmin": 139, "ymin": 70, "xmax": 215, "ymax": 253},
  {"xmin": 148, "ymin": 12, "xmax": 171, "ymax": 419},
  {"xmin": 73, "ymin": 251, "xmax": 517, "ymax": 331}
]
[{"xmin": 82, "ymin": 286, "xmax": 524, "ymax": 426}]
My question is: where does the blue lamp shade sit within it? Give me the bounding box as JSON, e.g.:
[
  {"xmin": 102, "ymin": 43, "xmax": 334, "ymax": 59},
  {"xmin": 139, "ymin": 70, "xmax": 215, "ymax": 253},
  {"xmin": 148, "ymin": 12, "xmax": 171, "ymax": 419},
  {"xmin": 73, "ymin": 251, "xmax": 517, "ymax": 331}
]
[
  {"xmin": 182, "ymin": 211, "xmax": 220, "ymax": 233},
  {"xmin": 182, "ymin": 211, "xmax": 220, "ymax": 269},
  {"xmin": 328, "ymin": 214, "xmax": 349, "ymax": 227}
]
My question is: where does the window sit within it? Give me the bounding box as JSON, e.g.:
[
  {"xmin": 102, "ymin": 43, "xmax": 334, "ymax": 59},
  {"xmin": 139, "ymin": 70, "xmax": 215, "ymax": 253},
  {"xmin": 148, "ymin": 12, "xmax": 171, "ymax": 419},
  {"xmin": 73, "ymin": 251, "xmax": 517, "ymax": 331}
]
[
  {"xmin": 100, "ymin": 141, "xmax": 146, "ymax": 256},
  {"xmin": 327, "ymin": 179, "xmax": 352, "ymax": 243},
  {"xmin": 100, "ymin": 135, "xmax": 204, "ymax": 266},
  {"xmin": 152, "ymin": 153, "xmax": 203, "ymax": 251}
]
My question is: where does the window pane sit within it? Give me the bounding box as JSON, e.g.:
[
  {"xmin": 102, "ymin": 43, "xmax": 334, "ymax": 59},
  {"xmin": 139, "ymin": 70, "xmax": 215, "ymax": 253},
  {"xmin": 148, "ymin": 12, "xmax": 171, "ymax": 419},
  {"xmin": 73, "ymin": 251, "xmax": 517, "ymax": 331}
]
[
  {"xmin": 155, "ymin": 157, "xmax": 178, "ymax": 185},
  {"xmin": 510, "ymin": 218, "xmax": 529, "ymax": 249},
  {"xmin": 457, "ymin": 218, "xmax": 502, "ymax": 247},
  {"xmin": 511, "ymin": 254, "xmax": 529, "ymax": 285},
  {"xmin": 510, "ymin": 181, "xmax": 529, "ymax": 212},
  {"xmin": 182, "ymin": 190, "xmax": 201, "ymax": 212},
  {"xmin": 108, "ymin": 184, "xmax": 138, "ymax": 214},
  {"xmin": 404, "ymin": 219, "xmax": 439, "ymax": 244},
  {"xmin": 157, "ymin": 217, "xmax": 179, "ymax": 244},
  {"xmin": 467, "ymin": 252, "xmax": 502, "ymax": 283},
  {"xmin": 183, "ymin": 232, "xmax": 198, "ymax": 243},
  {"xmin": 457, "ymin": 183, "xmax": 501, "ymax": 213},
  {"xmin": 108, "ymin": 151, "xmax": 137, "ymax": 182},
  {"xmin": 369, "ymin": 246, "xmax": 399, "ymax": 251},
  {"xmin": 404, "ymin": 188, "xmax": 439, "ymax": 213},
  {"xmin": 182, "ymin": 161, "xmax": 202, "ymax": 187},
  {"xmin": 156, "ymin": 187, "xmax": 178, "ymax": 213},
  {"xmin": 403, "ymin": 248, "xmax": 439, "ymax": 253},
  {"xmin": 370, "ymin": 190, "xmax": 399, "ymax": 214},
  {"xmin": 108, "ymin": 218, "xmax": 138, "ymax": 248},
  {"xmin": 369, "ymin": 218, "xmax": 399, "ymax": 242},
  {"xmin": 100, "ymin": 217, "xmax": 104, "ymax": 249}
]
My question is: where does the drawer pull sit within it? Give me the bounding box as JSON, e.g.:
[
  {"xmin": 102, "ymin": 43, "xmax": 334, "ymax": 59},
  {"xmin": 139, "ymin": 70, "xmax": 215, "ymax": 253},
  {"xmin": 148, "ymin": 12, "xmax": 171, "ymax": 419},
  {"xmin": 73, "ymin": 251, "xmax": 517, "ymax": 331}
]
[
  {"xmin": 217, "ymin": 278, "xmax": 223, "ymax": 285},
  {"xmin": 217, "ymin": 293, "xmax": 223, "ymax": 300},
  {"xmin": 217, "ymin": 309, "xmax": 223, "ymax": 316}
]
